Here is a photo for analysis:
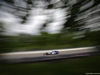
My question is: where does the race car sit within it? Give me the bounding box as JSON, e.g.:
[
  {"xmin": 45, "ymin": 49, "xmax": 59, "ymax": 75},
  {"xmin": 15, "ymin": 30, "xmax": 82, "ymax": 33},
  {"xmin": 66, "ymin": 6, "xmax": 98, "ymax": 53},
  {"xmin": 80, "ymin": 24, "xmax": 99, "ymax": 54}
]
[{"xmin": 44, "ymin": 51, "xmax": 59, "ymax": 55}]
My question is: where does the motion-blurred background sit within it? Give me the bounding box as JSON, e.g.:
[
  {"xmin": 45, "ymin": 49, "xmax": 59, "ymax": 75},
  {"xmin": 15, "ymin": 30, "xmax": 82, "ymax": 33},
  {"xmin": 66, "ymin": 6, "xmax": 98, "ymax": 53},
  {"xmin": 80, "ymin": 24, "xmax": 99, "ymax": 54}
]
[{"xmin": 0, "ymin": 0, "xmax": 100, "ymax": 53}]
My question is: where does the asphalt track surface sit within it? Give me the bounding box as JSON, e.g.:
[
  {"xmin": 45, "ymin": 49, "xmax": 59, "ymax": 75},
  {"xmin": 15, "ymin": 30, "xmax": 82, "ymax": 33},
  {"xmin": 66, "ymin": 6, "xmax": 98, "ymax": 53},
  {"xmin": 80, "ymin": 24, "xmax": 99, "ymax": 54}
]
[{"xmin": 1, "ymin": 46, "xmax": 100, "ymax": 63}]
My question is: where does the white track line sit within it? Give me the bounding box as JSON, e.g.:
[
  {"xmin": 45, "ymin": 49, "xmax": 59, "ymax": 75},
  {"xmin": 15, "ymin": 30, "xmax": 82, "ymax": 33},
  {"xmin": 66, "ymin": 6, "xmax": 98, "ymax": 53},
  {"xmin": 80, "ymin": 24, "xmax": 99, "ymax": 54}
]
[{"xmin": 1, "ymin": 46, "xmax": 96, "ymax": 55}]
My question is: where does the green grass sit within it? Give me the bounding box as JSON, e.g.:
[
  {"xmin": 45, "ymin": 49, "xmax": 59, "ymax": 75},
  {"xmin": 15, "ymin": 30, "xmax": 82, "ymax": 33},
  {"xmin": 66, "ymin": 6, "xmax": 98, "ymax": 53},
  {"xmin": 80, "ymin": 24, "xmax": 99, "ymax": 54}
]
[{"xmin": 0, "ymin": 55, "xmax": 100, "ymax": 75}]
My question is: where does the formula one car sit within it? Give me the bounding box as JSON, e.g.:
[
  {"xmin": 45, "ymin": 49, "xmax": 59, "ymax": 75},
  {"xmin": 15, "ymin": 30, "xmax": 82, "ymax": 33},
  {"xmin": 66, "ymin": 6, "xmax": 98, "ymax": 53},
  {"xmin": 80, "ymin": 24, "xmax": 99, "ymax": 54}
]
[{"xmin": 44, "ymin": 51, "xmax": 59, "ymax": 55}]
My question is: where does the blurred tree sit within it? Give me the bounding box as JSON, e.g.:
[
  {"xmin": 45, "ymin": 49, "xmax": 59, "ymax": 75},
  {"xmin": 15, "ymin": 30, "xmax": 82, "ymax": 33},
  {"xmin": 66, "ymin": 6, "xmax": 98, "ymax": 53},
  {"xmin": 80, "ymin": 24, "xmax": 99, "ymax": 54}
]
[
  {"xmin": 0, "ymin": 22, "xmax": 4, "ymax": 33},
  {"xmin": 63, "ymin": 0, "xmax": 90, "ymax": 31},
  {"xmin": 0, "ymin": 22, "xmax": 6, "ymax": 53}
]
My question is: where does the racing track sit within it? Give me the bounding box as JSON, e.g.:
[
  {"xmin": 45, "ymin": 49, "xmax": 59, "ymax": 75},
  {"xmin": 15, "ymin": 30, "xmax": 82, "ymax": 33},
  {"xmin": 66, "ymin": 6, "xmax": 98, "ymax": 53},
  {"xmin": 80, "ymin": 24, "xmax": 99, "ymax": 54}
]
[{"xmin": 1, "ymin": 46, "xmax": 100, "ymax": 63}]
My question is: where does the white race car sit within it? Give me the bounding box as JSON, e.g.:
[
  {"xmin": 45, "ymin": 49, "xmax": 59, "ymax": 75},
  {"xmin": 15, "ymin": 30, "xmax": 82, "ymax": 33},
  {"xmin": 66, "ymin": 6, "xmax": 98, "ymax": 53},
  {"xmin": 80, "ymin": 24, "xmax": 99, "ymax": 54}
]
[{"xmin": 44, "ymin": 51, "xmax": 59, "ymax": 55}]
